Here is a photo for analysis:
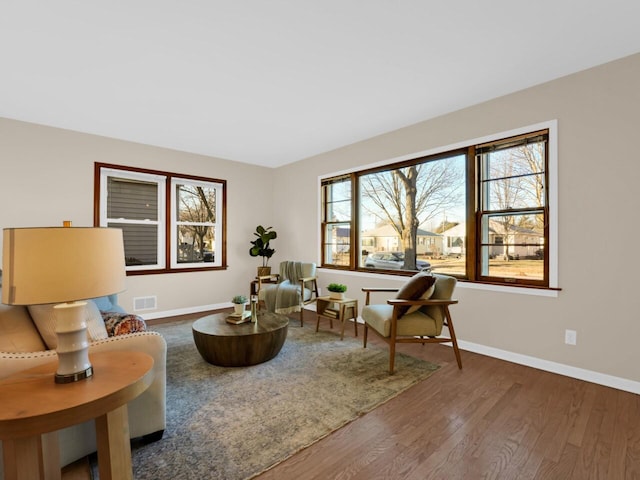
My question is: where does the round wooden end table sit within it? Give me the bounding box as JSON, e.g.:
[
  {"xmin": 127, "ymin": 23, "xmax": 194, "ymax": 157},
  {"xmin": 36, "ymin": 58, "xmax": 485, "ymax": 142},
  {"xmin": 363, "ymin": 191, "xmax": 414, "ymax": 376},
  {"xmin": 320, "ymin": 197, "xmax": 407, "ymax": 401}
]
[
  {"xmin": 0, "ymin": 351, "xmax": 154, "ymax": 480},
  {"xmin": 192, "ymin": 311, "xmax": 289, "ymax": 367}
]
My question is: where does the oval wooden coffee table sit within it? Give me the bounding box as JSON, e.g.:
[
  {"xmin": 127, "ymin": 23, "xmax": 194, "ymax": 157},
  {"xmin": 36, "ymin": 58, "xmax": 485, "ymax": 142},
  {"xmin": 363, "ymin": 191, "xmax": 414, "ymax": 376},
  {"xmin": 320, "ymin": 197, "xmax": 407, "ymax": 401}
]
[{"xmin": 192, "ymin": 312, "xmax": 289, "ymax": 366}]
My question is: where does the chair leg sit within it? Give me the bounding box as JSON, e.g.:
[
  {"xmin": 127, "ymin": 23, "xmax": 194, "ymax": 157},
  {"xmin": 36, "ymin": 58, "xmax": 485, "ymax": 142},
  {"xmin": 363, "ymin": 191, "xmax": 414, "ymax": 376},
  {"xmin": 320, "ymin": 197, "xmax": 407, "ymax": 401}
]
[
  {"xmin": 363, "ymin": 323, "xmax": 368, "ymax": 347},
  {"xmin": 445, "ymin": 307, "xmax": 462, "ymax": 369},
  {"xmin": 389, "ymin": 338, "xmax": 396, "ymax": 375},
  {"xmin": 388, "ymin": 314, "xmax": 399, "ymax": 375},
  {"xmin": 299, "ymin": 307, "xmax": 304, "ymax": 327}
]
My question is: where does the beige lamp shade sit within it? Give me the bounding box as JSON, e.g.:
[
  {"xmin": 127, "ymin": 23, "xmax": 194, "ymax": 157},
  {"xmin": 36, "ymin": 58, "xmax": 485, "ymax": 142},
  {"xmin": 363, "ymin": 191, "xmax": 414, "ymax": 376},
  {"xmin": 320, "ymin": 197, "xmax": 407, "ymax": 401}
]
[{"xmin": 2, "ymin": 227, "xmax": 126, "ymax": 305}]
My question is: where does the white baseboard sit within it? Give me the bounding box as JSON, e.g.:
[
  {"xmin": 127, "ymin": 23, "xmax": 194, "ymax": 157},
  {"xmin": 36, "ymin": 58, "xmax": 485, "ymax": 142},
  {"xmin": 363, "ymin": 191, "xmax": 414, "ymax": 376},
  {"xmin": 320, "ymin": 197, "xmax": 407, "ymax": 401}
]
[
  {"xmin": 140, "ymin": 305, "xmax": 640, "ymax": 395},
  {"xmin": 143, "ymin": 302, "xmax": 316, "ymax": 321},
  {"xmin": 139, "ymin": 303, "xmax": 231, "ymax": 321},
  {"xmin": 457, "ymin": 340, "xmax": 640, "ymax": 395}
]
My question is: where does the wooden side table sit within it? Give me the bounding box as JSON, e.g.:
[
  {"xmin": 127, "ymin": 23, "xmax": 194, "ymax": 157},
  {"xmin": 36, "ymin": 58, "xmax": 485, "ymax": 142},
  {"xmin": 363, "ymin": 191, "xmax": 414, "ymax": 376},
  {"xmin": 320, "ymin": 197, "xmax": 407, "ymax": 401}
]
[
  {"xmin": 315, "ymin": 296, "xmax": 359, "ymax": 340},
  {"xmin": 250, "ymin": 274, "xmax": 280, "ymax": 297},
  {"xmin": 0, "ymin": 351, "xmax": 154, "ymax": 480}
]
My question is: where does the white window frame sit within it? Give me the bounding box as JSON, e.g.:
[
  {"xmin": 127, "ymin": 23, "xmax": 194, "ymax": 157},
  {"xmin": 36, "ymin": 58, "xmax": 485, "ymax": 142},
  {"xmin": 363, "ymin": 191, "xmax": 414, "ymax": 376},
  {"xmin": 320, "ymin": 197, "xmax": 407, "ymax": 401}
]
[
  {"xmin": 99, "ymin": 167, "xmax": 167, "ymax": 271},
  {"xmin": 170, "ymin": 177, "xmax": 224, "ymax": 269}
]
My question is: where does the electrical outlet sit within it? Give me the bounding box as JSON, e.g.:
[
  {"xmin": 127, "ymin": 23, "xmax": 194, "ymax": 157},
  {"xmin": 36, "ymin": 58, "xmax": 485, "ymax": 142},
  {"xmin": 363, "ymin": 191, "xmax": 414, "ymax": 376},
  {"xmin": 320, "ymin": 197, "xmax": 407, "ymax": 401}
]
[{"xmin": 565, "ymin": 329, "xmax": 577, "ymax": 345}]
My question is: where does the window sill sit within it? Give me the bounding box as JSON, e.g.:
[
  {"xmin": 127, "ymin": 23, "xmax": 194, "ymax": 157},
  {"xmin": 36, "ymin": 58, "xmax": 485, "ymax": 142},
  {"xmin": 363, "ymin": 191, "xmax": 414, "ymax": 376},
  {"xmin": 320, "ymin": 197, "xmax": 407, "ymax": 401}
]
[{"xmin": 317, "ymin": 267, "xmax": 560, "ymax": 298}]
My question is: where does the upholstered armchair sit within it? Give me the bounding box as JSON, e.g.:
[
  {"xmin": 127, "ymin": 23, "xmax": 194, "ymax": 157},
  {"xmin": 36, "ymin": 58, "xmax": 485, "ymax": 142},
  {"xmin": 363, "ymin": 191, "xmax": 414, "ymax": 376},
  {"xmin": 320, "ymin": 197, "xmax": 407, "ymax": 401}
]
[
  {"xmin": 259, "ymin": 261, "xmax": 319, "ymax": 326},
  {"xmin": 362, "ymin": 273, "xmax": 461, "ymax": 374}
]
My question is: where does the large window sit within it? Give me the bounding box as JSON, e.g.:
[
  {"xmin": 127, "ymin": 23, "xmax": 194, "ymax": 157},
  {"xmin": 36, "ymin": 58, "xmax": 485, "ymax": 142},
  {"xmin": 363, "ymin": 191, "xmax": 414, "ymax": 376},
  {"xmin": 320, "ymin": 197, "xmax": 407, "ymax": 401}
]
[
  {"xmin": 95, "ymin": 164, "xmax": 226, "ymax": 274},
  {"xmin": 321, "ymin": 125, "xmax": 554, "ymax": 289}
]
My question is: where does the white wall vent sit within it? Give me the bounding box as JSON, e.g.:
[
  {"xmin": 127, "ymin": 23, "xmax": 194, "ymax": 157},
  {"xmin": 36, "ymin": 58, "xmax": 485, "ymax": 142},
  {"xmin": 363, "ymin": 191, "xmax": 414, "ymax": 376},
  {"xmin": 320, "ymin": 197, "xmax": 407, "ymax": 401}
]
[{"xmin": 133, "ymin": 296, "xmax": 157, "ymax": 311}]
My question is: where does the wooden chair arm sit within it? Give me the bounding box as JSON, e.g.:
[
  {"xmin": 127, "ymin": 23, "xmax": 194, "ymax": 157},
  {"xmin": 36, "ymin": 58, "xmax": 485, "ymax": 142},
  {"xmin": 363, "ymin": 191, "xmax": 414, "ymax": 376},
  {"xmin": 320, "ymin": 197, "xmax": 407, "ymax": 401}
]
[
  {"xmin": 387, "ymin": 298, "xmax": 458, "ymax": 306},
  {"xmin": 361, "ymin": 287, "xmax": 400, "ymax": 293},
  {"xmin": 362, "ymin": 287, "xmax": 400, "ymax": 305},
  {"xmin": 298, "ymin": 276, "xmax": 319, "ymax": 304},
  {"xmin": 257, "ymin": 275, "xmax": 279, "ymax": 290},
  {"xmin": 257, "ymin": 274, "xmax": 279, "ymax": 281}
]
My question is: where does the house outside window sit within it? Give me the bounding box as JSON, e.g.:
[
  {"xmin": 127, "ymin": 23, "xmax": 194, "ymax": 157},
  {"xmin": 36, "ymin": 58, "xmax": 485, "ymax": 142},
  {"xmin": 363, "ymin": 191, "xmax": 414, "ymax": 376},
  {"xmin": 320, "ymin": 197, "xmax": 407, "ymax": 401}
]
[
  {"xmin": 96, "ymin": 164, "xmax": 226, "ymax": 274},
  {"xmin": 320, "ymin": 123, "xmax": 555, "ymax": 289}
]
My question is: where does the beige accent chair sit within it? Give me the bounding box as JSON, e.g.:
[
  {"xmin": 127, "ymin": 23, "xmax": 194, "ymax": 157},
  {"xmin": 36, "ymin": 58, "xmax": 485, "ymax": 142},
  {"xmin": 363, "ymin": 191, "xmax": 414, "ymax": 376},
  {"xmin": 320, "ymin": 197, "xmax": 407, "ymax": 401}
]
[
  {"xmin": 362, "ymin": 273, "xmax": 461, "ymax": 374},
  {"xmin": 258, "ymin": 261, "xmax": 319, "ymax": 326}
]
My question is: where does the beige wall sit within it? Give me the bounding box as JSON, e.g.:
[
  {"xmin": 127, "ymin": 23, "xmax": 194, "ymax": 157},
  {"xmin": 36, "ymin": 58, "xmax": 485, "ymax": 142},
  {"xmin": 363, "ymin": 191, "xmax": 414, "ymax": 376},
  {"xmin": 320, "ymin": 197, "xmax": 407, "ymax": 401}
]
[
  {"xmin": 274, "ymin": 53, "xmax": 640, "ymax": 384},
  {"xmin": 1, "ymin": 52, "xmax": 638, "ymax": 386},
  {"xmin": 0, "ymin": 119, "xmax": 276, "ymax": 314}
]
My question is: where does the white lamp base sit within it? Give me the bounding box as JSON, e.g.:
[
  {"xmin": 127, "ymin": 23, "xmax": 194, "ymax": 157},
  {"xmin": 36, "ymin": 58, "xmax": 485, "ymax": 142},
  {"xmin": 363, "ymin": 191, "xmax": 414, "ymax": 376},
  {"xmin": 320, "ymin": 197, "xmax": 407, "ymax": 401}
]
[{"xmin": 53, "ymin": 301, "xmax": 93, "ymax": 383}]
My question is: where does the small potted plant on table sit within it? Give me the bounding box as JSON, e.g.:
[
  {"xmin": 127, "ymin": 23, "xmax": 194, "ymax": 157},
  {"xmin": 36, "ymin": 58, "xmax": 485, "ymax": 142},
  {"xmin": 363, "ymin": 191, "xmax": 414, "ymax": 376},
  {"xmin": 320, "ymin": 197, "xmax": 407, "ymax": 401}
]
[
  {"xmin": 232, "ymin": 295, "xmax": 248, "ymax": 315},
  {"xmin": 327, "ymin": 283, "xmax": 347, "ymax": 300}
]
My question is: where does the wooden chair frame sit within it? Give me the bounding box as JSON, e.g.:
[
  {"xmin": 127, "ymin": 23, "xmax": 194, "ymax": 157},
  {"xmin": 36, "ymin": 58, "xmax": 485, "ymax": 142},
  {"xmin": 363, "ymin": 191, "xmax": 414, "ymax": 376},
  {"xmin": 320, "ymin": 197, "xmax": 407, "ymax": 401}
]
[{"xmin": 362, "ymin": 287, "xmax": 462, "ymax": 374}]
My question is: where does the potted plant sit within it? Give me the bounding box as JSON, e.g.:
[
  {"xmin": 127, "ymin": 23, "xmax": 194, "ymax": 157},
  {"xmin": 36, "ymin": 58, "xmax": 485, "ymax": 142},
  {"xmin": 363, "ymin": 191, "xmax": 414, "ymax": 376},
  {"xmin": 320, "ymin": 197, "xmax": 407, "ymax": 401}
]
[
  {"xmin": 249, "ymin": 225, "xmax": 277, "ymax": 276},
  {"xmin": 231, "ymin": 295, "xmax": 248, "ymax": 315},
  {"xmin": 327, "ymin": 283, "xmax": 347, "ymax": 300}
]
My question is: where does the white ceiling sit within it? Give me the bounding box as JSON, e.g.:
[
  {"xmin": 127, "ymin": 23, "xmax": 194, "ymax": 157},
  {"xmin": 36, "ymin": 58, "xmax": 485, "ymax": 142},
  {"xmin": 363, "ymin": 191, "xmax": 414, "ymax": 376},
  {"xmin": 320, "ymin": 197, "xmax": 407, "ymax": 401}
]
[{"xmin": 1, "ymin": 1, "xmax": 639, "ymax": 168}]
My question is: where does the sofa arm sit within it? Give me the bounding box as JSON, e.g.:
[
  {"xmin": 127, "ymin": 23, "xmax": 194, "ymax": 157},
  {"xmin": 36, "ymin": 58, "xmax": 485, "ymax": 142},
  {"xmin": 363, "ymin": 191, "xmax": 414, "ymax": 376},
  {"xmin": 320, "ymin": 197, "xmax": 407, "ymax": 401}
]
[
  {"xmin": 88, "ymin": 331, "xmax": 167, "ymax": 435},
  {"xmin": 0, "ymin": 349, "xmax": 59, "ymax": 378}
]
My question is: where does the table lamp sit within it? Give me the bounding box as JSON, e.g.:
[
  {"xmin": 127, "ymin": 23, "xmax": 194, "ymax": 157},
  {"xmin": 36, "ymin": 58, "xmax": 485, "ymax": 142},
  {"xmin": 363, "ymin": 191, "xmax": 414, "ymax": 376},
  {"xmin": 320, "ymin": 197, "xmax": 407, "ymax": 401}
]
[{"xmin": 2, "ymin": 223, "xmax": 126, "ymax": 383}]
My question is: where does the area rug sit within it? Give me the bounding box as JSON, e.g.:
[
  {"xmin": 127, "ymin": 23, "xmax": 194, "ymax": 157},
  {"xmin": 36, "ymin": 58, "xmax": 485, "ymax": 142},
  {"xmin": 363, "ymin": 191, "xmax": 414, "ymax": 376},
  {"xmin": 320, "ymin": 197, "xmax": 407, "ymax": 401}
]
[{"xmin": 117, "ymin": 317, "xmax": 439, "ymax": 479}]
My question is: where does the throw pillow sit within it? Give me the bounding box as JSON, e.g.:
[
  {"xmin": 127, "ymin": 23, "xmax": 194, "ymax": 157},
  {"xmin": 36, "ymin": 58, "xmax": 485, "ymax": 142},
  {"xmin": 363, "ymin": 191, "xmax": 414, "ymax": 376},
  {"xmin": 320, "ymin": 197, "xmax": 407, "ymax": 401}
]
[
  {"xmin": 91, "ymin": 295, "xmax": 113, "ymax": 312},
  {"xmin": 395, "ymin": 272, "xmax": 437, "ymax": 318},
  {"xmin": 28, "ymin": 304, "xmax": 58, "ymax": 349},
  {"xmin": 29, "ymin": 301, "xmax": 110, "ymax": 349},
  {"xmin": 85, "ymin": 300, "xmax": 109, "ymax": 341},
  {"xmin": 406, "ymin": 275, "xmax": 437, "ymax": 314},
  {"xmin": 101, "ymin": 312, "xmax": 147, "ymax": 337},
  {"xmin": 0, "ymin": 302, "xmax": 47, "ymax": 352}
]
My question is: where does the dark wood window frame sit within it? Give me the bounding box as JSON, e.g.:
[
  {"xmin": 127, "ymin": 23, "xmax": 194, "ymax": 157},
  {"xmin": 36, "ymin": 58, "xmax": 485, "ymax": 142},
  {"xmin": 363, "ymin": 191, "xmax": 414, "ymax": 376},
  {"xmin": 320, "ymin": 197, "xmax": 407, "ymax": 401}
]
[
  {"xmin": 320, "ymin": 127, "xmax": 555, "ymax": 290},
  {"xmin": 94, "ymin": 163, "xmax": 227, "ymax": 276}
]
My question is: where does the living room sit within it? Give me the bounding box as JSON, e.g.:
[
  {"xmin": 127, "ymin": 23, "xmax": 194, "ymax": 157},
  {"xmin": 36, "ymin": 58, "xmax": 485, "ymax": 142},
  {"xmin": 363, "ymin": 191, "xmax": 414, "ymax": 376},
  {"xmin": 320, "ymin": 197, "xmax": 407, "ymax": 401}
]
[{"xmin": 1, "ymin": 2, "xmax": 640, "ymax": 479}]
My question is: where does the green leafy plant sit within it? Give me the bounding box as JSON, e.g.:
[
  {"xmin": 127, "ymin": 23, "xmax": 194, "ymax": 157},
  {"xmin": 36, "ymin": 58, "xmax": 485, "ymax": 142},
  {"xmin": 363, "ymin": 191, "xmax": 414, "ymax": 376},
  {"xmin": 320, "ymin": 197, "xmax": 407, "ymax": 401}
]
[
  {"xmin": 249, "ymin": 225, "xmax": 277, "ymax": 267},
  {"xmin": 232, "ymin": 295, "xmax": 248, "ymax": 304},
  {"xmin": 327, "ymin": 283, "xmax": 347, "ymax": 293}
]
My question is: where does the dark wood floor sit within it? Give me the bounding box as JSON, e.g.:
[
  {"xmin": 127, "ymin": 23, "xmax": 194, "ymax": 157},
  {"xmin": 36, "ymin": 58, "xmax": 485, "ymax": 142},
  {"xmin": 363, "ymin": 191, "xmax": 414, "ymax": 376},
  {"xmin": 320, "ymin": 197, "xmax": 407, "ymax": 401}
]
[{"xmin": 64, "ymin": 312, "xmax": 640, "ymax": 479}]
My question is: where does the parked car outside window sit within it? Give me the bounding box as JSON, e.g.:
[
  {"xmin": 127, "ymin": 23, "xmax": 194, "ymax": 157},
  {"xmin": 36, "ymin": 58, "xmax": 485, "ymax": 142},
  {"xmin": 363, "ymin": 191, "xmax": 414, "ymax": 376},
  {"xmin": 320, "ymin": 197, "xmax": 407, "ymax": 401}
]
[{"xmin": 364, "ymin": 252, "xmax": 431, "ymax": 272}]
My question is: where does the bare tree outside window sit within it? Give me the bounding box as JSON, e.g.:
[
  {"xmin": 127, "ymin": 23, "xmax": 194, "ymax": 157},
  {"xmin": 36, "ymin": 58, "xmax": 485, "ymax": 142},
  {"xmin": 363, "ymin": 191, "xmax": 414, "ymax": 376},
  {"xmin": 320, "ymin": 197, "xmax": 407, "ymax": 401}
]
[
  {"xmin": 319, "ymin": 126, "xmax": 551, "ymax": 288},
  {"xmin": 359, "ymin": 154, "xmax": 465, "ymax": 270},
  {"xmin": 176, "ymin": 184, "xmax": 217, "ymax": 263},
  {"xmin": 479, "ymin": 134, "xmax": 547, "ymax": 279}
]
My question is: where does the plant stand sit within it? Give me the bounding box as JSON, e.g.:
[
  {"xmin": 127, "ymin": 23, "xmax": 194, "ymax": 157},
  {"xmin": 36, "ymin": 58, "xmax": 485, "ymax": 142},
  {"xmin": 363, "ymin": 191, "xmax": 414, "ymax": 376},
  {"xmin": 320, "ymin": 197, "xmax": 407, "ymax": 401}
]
[{"xmin": 315, "ymin": 296, "xmax": 359, "ymax": 340}]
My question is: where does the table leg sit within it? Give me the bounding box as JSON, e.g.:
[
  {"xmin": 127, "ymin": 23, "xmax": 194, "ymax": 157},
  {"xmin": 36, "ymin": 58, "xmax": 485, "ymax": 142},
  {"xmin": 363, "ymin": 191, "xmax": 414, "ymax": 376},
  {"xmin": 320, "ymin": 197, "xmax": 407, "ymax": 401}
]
[
  {"xmin": 95, "ymin": 405, "xmax": 133, "ymax": 480},
  {"xmin": 41, "ymin": 431, "xmax": 62, "ymax": 480},
  {"xmin": 2, "ymin": 434, "xmax": 57, "ymax": 480},
  {"xmin": 351, "ymin": 303, "xmax": 358, "ymax": 337},
  {"xmin": 339, "ymin": 304, "xmax": 346, "ymax": 340}
]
